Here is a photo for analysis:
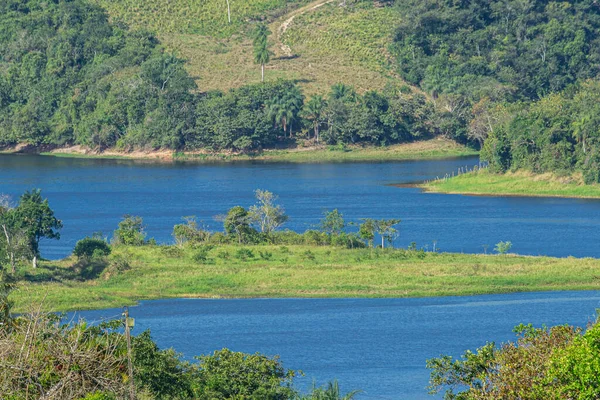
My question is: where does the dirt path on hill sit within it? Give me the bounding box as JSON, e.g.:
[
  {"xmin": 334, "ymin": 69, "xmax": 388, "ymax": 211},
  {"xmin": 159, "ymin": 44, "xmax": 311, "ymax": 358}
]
[{"xmin": 272, "ymin": 0, "xmax": 336, "ymax": 57}]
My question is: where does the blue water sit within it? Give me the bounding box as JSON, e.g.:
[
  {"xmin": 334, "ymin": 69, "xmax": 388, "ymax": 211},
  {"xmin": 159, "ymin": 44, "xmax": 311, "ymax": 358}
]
[
  {"xmin": 2, "ymin": 154, "xmax": 600, "ymax": 259},
  {"xmin": 70, "ymin": 292, "xmax": 600, "ymax": 399}
]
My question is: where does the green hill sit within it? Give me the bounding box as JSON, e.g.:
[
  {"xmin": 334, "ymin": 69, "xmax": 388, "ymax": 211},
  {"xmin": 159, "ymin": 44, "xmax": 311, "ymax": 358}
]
[{"xmin": 92, "ymin": 0, "xmax": 405, "ymax": 94}]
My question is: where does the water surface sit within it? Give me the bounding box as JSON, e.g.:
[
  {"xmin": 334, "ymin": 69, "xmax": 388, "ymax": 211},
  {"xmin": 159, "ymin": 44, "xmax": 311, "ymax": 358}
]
[
  {"xmin": 2, "ymin": 154, "xmax": 600, "ymax": 259},
  {"xmin": 71, "ymin": 292, "xmax": 600, "ymax": 399}
]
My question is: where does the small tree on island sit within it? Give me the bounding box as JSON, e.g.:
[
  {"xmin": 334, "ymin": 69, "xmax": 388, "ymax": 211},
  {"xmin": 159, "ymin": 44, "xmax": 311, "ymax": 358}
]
[{"xmin": 249, "ymin": 190, "xmax": 288, "ymax": 239}]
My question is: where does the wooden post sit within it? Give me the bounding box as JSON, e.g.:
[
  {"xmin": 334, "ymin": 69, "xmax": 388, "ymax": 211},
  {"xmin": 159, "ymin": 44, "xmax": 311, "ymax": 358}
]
[{"xmin": 124, "ymin": 307, "xmax": 135, "ymax": 400}]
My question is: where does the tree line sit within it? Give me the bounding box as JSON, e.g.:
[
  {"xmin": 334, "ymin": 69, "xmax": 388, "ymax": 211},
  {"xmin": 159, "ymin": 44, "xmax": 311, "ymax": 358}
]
[{"xmin": 0, "ymin": 0, "xmax": 463, "ymax": 154}]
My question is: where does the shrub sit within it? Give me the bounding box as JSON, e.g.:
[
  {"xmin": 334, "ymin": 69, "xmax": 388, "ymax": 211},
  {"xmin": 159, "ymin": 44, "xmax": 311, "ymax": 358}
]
[
  {"xmin": 495, "ymin": 241, "xmax": 513, "ymax": 255},
  {"xmin": 235, "ymin": 248, "xmax": 254, "ymax": 261},
  {"xmin": 73, "ymin": 238, "xmax": 111, "ymax": 259}
]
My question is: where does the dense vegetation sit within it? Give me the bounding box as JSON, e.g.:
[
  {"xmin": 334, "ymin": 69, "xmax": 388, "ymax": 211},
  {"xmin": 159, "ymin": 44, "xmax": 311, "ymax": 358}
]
[
  {"xmin": 0, "ymin": 0, "xmax": 469, "ymax": 153},
  {"xmin": 392, "ymin": 0, "xmax": 600, "ymax": 183},
  {"xmin": 428, "ymin": 320, "xmax": 600, "ymax": 399}
]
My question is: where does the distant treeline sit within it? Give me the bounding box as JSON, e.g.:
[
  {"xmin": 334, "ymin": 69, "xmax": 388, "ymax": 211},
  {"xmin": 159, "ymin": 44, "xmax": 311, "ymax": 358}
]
[
  {"xmin": 0, "ymin": 0, "xmax": 466, "ymax": 153},
  {"xmin": 391, "ymin": 0, "xmax": 600, "ymax": 183}
]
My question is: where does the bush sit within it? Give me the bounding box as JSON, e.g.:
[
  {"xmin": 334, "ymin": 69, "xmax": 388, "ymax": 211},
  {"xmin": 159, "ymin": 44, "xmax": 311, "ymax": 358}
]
[
  {"xmin": 73, "ymin": 238, "xmax": 111, "ymax": 259},
  {"xmin": 234, "ymin": 248, "xmax": 254, "ymax": 261},
  {"xmin": 192, "ymin": 245, "xmax": 215, "ymax": 264},
  {"xmin": 495, "ymin": 241, "xmax": 513, "ymax": 255}
]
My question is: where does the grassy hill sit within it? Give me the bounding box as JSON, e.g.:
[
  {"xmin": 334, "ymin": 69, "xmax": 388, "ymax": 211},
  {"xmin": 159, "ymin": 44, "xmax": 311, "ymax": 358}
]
[{"xmin": 93, "ymin": 0, "xmax": 405, "ymax": 94}]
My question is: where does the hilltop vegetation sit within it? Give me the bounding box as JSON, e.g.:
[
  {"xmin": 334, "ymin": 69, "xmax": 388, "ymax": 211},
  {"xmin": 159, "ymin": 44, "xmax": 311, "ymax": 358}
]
[
  {"xmin": 391, "ymin": 0, "xmax": 600, "ymax": 185},
  {"xmin": 100, "ymin": 0, "xmax": 404, "ymax": 94}
]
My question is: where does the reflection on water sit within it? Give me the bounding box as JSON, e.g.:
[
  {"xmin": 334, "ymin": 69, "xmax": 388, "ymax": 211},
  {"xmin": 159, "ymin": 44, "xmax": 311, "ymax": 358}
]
[
  {"xmin": 2, "ymin": 154, "xmax": 600, "ymax": 259},
  {"xmin": 71, "ymin": 291, "xmax": 600, "ymax": 399}
]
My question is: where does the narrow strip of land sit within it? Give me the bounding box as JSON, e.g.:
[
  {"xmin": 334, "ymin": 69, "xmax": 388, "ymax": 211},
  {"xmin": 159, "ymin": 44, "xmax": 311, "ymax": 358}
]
[
  {"xmin": 13, "ymin": 245, "xmax": 600, "ymax": 312},
  {"xmin": 421, "ymin": 169, "xmax": 600, "ymax": 199}
]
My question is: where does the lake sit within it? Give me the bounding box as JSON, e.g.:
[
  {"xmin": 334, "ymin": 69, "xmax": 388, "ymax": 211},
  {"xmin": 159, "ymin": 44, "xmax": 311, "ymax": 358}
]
[
  {"xmin": 1, "ymin": 154, "xmax": 600, "ymax": 259},
  {"xmin": 71, "ymin": 292, "xmax": 600, "ymax": 399}
]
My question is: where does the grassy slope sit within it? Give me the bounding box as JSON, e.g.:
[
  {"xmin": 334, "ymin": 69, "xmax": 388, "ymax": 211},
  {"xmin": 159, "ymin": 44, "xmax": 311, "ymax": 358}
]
[
  {"xmin": 13, "ymin": 245, "xmax": 600, "ymax": 312},
  {"xmin": 94, "ymin": 0, "xmax": 404, "ymax": 95},
  {"xmin": 422, "ymin": 169, "xmax": 600, "ymax": 199}
]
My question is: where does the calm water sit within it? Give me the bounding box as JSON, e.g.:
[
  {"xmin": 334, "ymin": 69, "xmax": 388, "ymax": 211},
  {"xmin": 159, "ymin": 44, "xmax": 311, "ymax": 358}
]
[
  {"xmin": 1, "ymin": 154, "xmax": 600, "ymax": 259},
  {"xmin": 71, "ymin": 292, "xmax": 600, "ymax": 399}
]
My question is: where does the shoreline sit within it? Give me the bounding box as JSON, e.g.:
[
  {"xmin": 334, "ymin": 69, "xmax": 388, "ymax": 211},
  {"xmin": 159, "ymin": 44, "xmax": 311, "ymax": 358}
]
[{"xmin": 1, "ymin": 138, "xmax": 478, "ymax": 164}]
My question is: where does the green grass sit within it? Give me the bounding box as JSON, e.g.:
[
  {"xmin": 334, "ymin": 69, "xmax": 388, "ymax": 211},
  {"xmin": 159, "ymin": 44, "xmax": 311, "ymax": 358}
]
[
  {"xmin": 12, "ymin": 244, "xmax": 600, "ymax": 312},
  {"xmin": 422, "ymin": 169, "xmax": 600, "ymax": 199},
  {"xmin": 104, "ymin": 0, "xmax": 407, "ymax": 94},
  {"xmin": 92, "ymin": 0, "xmax": 306, "ymax": 38}
]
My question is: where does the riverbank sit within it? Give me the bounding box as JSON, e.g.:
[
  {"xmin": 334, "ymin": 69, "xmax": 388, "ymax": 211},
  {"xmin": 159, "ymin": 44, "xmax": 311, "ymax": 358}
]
[
  {"xmin": 421, "ymin": 169, "xmax": 600, "ymax": 199},
  {"xmin": 1, "ymin": 138, "xmax": 477, "ymax": 163},
  {"xmin": 12, "ymin": 245, "xmax": 600, "ymax": 312}
]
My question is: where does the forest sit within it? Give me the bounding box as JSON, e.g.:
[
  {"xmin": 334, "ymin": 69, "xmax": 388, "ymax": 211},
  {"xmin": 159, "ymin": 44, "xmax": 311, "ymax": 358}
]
[
  {"xmin": 0, "ymin": 0, "xmax": 459, "ymax": 153},
  {"xmin": 392, "ymin": 0, "xmax": 600, "ymax": 183},
  {"xmin": 2, "ymin": 0, "xmax": 600, "ymax": 179}
]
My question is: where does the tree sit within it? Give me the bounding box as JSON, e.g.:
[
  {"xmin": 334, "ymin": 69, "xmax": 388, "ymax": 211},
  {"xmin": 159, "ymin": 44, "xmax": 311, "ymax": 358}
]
[
  {"xmin": 195, "ymin": 348, "xmax": 297, "ymax": 399},
  {"xmin": 300, "ymin": 380, "xmax": 361, "ymax": 400},
  {"xmin": 495, "ymin": 241, "xmax": 512, "ymax": 255},
  {"xmin": 249, "ymin": 190, "xmax": 288, "ymax": 238},
  {"xmin": 173, "ymin": 216, "xmax": 209, "ymax": 246},
  {"xmin": 302, "ymin": 95, "xmax": 326, "ymax": 143},
  {"xmin": 330, "ymin": 83, "xmax": 357, "ymax": 103},
  {"xmin": 267, "ymin": 86, "xmax": 304, "ymax": 138},
  {"xmin": 113, "ymin": 215, "xmax": 147, "ymax": 246},
  {"xmin": 375, "ymin": 219, "xmax": 400, "ymax": 248},
  {"xmin": 320, "ymin": 209, "xmax": 345, "ymax": 236},
  {"xmin": 73, "ymin": 237, "xmax": 111, "ymax": 259},
  {"xmin": 358, "ymin": 219, "xmax": 376, "ymax": 248},
  {"xmin": 12, "ymin": 189, "xmax": 62, "ymax": 268},
  {"xmin": 253, "ymin": 23, "xmax": 272, "ymax": 82},
  {"xmin": 0, "ymin": 196, "xmax": 29, "ymax": 274},
  {"xmin": 221, "ymin": 206, "xmax": 255, "ymax": 244}
]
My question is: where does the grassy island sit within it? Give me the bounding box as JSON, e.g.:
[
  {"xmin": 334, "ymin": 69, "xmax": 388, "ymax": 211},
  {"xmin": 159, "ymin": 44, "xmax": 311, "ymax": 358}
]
[
  {"xmin": 421, "ymin": 169, "xmax": 600, "ymax": 199},
  {"xmin": 12, "ymin": 244, "xmax": 600, "ymax": 312}
]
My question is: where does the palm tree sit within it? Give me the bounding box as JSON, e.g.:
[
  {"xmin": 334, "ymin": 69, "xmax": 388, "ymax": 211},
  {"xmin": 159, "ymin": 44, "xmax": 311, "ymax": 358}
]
[
  {"xmin": 330, "ymin": 83, "xmax": 357, "ymax": 102},
  {"xmin": 253, "ymin": 23, "xmax": 271, "ymax": 82},
  {"xmin": 297, "ymin": 380, "xmax": 361, "ymax": 400},
  {"xmin": 572, "ymin": 116, "xmax": 590, "ymax": 154},
  {"xmin": 302, "ymin": 95, "xmax": 326, "ymax": 143},
  {"xmin": 266, "ymin": 86, "xmax": 304, "ymax": 138}
]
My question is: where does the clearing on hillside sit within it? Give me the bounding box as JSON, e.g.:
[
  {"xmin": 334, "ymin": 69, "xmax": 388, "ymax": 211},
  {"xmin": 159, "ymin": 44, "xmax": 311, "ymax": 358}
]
[{"xmin": 94, "ymin": 0, "xmax": 405, "ymax": 94}]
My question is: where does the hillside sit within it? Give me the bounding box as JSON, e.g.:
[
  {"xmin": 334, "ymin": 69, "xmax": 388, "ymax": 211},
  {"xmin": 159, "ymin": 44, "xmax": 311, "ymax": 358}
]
[{"xmin": 92, "ymin": 0, "xmax": 404, "ymax": 94}]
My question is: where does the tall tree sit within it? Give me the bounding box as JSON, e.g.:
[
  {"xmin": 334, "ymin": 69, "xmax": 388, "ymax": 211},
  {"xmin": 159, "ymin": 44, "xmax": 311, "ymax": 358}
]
[
  {"xmin": 302, "ymin": 95, "xmax": 326, "ymax": 143},
  {"xmin": 248, "ymin": 190, "xmax": 288, "ymax": 238},
  {"xmin": 13, "ymin": 190, "xmax": 62, "ymax": 268},
  {"xmin": 253, "ymin": 23, "xmax": 272, "ymax": 82},
  {"xmin": 0, "ymin": 196, "xmax": 29, "ymax": 274},
  {"xmin": 267, "ymin": 86, "xmax": 304, "ymax": 138}
]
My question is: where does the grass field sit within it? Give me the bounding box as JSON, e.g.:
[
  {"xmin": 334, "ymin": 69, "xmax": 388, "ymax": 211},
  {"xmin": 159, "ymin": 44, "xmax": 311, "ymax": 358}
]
[
  {"xmin": 94, "ymin": 0, "xmax": 405, "ymax": 94},
  {"xmin": 11, "ymin": 244, "xmax": 600, "ymax": 312},
  {"xmin": 422, "ymin": 169, "xmax": 600, "ymax": 199},
  {"xmin": 173, "ymin": 138, "xmax": 478, "ymax": 163}
]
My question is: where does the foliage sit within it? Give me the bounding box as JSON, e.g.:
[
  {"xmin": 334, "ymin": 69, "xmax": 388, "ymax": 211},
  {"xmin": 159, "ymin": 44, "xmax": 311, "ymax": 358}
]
[
  {"xmin": 298, "ymin": 380, "xmax": 361, "ymax": 400},
  {"xmin": 113, "ymin": 215, "xmax": 147, "ymax": 246},
  {"xmin": 194, "ymin": 348, "xmax": 298, "ymax": 399},
  {"xmin": 74, "ymin": 237, "xmax": 111, "ymax": 259},
  {"xmin": 249, "ymin": 190, "xmax": 289, "ymax": 237},
  {"xmin": 0, "ymin": 312, "xmax": 128, "ymax": 398},
  {"xmin": 427, "ymin": 322, "xmax": 587, "ymax": 399},
  {"xmin": 393, "ymin": 0, "xmax": 600, "ymax": 102},
  {"xmin": 481, "ymin": 81, "xmax": 600, "ymax": 183},
  {"xmin": 320, "ymin": 209, "xmax": 345, "ymax": 236},
  {"xmin": 494, "ymin": 241, "xmax": 513, "ymax": 255},
  {"xmin": 0, "ymin": 0, "xmax": 196, "ymax": 151},
  {"xmin": 222, "ymin": 206, "xmax": 258, "ymax": 244},
  {"xmin": 132, "ymin": 331, "xmax": 197, "ymax": 399},
  {"xmin": 173, "ymin": 216, "xmax": 209, "ymax": 246}
]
